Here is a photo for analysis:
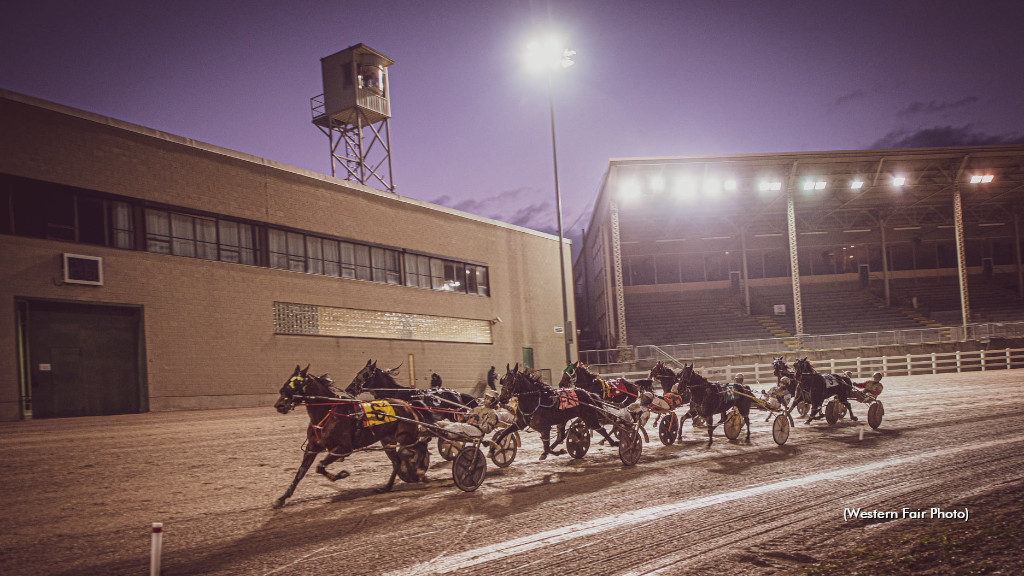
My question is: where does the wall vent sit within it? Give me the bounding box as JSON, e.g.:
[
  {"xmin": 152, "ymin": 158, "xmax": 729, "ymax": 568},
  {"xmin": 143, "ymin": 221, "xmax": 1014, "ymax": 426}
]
[{"xmin": 63, "ymin": 253, "xmax": 103, "ymax": 286}]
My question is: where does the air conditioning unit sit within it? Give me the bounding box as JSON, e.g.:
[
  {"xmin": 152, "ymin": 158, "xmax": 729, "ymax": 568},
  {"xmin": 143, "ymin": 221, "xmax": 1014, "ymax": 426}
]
[{"xmin": 63, "ymin": 253, "xmax": 103, "ymax": 286}]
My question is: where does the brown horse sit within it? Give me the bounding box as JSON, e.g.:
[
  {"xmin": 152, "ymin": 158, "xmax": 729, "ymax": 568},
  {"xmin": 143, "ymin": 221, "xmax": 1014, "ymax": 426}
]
[
  {"xmin": 792, "ymin": 357, "xmax": 858, "ymax": 425},
  {"xmin": 559, "ymin": 361, "xmax": 639, "ymax": 407},
  {"xmin": 272, "ymin": 365, "xmax": 429, "ymax": 508}
]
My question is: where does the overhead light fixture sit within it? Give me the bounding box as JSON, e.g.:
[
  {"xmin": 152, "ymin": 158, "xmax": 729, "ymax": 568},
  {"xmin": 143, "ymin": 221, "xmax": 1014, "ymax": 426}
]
[
  {"xmin": 700, "ymin": 235, "xmax": 732, "ymax": 240},
  {"xmin": 970, "ymin": 175, "xmax": 995, "ymax": 183},
  {"xmin": 801, "ymin": 231, "xmax": 828, "ymax": 235},
  {"xmin": 979, "ymin": 222, "xmax": 1005, "ymax": 227},
  {"xmin": 851, "ymin": 180, "xmax": 864, "ymax": 189},
  {"xmin": 754, "ymin": 232, "xmax": 784, "ymax": 237},
  {"xmin": 619, "ymin": 178, "xmax": 642, "ymax": 202},
  {"xmin": 815, "ymin": 181, "xmax": 827, "ymax": 190},
  {"xmin": 649, "ymin": 174, "xmax": 666, "ymax": 192},
  {"xmin": 843, "ymin": 228, "xmax": 871, "ymax": 233},
  {"xmin": 759, "ymin": 180, "xmax": 782, "ymax": 192},
  {"xmin": 892, "ymin": 176, "xmax": 906, "ymax": 186},
  {"xmin": 724, "ymin": 180, "xmax": 737, "ymax": 191},
  {"xmin": 893, "ymin": 226, "xmax": 922, "ymax": 231}
]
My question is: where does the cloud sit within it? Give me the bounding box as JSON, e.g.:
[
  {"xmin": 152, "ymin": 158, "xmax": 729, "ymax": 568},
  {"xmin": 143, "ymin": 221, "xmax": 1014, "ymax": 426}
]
[
  {"xmin": 897, "ymin": 97, "xmax": 979, "ymax": 117},
  {"xmin": 869, "ymin": 125, "xmax": 1024, "ymax": 149},
  {"xmin": 430, "ymin": 187, "xmax": 559, "ymax": 234},
  {"xmin": 834, "ymin": 89, "xmax": 867, "ymax": 107}
]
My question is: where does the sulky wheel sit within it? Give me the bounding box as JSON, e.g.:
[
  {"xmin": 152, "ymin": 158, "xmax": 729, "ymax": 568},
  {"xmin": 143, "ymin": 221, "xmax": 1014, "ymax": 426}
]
[
  {"xmin": 796, "ymin": 401, "xmax": 810, "ymax": 417},
  {"xmin": 772, "ymin": 414, "xmax": 790, "ymax": 446},
  {"xmin": 867, "ymin": 401, "xmax": 884, "ymax": 429},
  {"xmin": 489, "ymin": 429, "xmax": 517, "ymax": 468},
  {"xmin": 658, "ymin": 412, "xmax": 679, "ymax": 445},
  {"xmin": 825, "ymin": 399, "xmax": 844, "ymax": 425},
  {"xmin": 437, "ymin": 436, "xmax": 460, "ymax": 461},
  {"xmin": 452, "ymin": 446, "xmax": 487, "ymax": 492},
  {"xmin": 618, "ymin": 426, "xmax": 643, "ymax": 466},
  {"xmin": 724, "ymin": 408, "xmax": 743, "ymax": 440},
  {"xmin": 566, "ymin": 418, "xmax": 591, "ymax": 459}
]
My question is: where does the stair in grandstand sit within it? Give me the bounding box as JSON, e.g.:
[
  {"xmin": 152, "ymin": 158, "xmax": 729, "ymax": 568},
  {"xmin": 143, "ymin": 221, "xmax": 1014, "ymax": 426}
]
[{"xmin": 752, "ymin": 314, "xmax": 798, "ymax": 350}]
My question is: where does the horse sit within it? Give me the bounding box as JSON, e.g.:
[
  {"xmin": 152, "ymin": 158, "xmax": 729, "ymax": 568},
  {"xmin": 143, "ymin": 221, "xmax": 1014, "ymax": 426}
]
[
  {"xmin": 649, "ymin": 361, "xmax": 683, "ymax": 396},
  {"xmin": 678, "ymin": 363, "xmax": 754, "ymax": 446},
  {"xmin": 272, "ymin": 365, "xmax": 429, "ymax": 508},
  {"xmin": 345, "ymin": 359, "xmax": 476, "ymax": 423},
  {"xmin": 496, "ymin": 364, "xmax": 619, "ymax": 459},
  {"xmin": 792, "ymin": 357, "xmax": 858, "ymax": 425},
  {"xmin": 559, "ymin": 360, "xmax": 639, "ymax": 407}
]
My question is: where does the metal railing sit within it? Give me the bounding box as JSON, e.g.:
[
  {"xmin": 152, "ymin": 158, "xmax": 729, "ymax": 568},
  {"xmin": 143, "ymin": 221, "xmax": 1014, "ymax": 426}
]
[
  {"xmin": 578, "ymin": 321, "xmax": 1024, "ymax": 368},
  {"xmin": 599, "ymin": 347, "xmax": 1024, "ymax": 385}
]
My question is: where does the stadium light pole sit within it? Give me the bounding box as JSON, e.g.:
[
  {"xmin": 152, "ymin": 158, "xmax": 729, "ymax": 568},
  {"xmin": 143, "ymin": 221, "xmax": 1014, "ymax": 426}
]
[{"xmin": 526, "ymin": 38, "xmax": 576, "ymax": 366}]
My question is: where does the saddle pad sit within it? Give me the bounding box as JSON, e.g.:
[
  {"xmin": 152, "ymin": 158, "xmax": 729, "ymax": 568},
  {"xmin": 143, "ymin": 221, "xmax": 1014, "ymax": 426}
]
[
  {"xmin": 558, "ymin": 389, "xmax": 579, "ymax": 410},
  {"xmin": 822, "ymin": 374, "xmax": 841, "ymax": 389},
  {"xmin": 361, "ymin": 400, "xmax": 397, "ymax": 426},
  {"xmin": 604, "ymin": 379, "xmax": 628, "ymax": 399}
]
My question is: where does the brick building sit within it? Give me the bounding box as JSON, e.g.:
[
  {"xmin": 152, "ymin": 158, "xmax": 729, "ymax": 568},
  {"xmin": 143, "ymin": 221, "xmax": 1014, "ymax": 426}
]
[{"xmin": 0, "ymin": 90, "xmax": 574, "ymax": 420}]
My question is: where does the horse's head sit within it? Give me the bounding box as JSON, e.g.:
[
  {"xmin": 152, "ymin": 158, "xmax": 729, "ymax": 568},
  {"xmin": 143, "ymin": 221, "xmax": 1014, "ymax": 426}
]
[
  {"xmin": 275, "ymin": 364, "xmax": 315, "ymax": 414},
  {"xmin": 793, "ymin": 357, "xmax": 814, "ymax": 377},
  {"xmin": 346, "ymin": 359, "xmax": 379, "ymax": 397},
  {"xmin": 558, "ymin": 360, "xmax": 583, "ymax": 388},
  {"xmin": 772, "ymin": 357, "xmax": 790, "ymax": 376},
  {"xmin": 497, "ymin": 363, "xmax": 520, "ymax": 405}
]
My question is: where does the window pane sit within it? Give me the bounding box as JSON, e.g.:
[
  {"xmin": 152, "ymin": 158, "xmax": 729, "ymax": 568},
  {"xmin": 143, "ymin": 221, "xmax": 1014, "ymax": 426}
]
[
  {"xmin": 78, "ymin": 196, "xmax": 106, "ymax": 246},
  {"xmin": 476, "ymin": 267, "xmax": 489, "ymax": 296},
  {"xmin": 145, "ymin": 209, "xmax": 171, "ymax": 254},
  {"xmin": 195, "ymin": 217, "xmax": 217, "ymax": 260},
  {"xmin": 45, "ymin": 188, "xmax": 75, "ymax": 241},
  {"xmin": 431, "ymin": 259, "xmax": 445, "ymax": 290},
  {"xmin": 371, "ymin": 246, "xmax": 386, "ymax": 282},
  {"xmin": 339, "ymin": 242, "xmax": 356, "ymax": 278},
  {"xmin": 404, "ymin": 253, "xmax": 418, "ymax": 286},
  {"xmin": 385, "ymin": 249, "xmax": 401, "ymax": 285},
  {"xmin": 238, "ymin": 223, "xmax": 254, "ymax": 265},
  {"xmin": 268, "ymin": 229, "xmax": 288, "ymax": 269},
  {"xmin": 418, "ymin": 255, "xmax": 431, "ymax": 288},
  {"xmin": 286, "ymin": 232, "xmax": 305, "ymax": 272},
  {"xmin": 466, "ymin": 264, "xmax": 478, "ymax": 294},
  {"xmin": 306, "ymin": 237, "xmax": 323, "ymax": 274},
  {"xmin": 171, "ymin": 213, "xmax": 195, "ymax": 257},
  {"xmin": 323, "ymin": 239, "xmax": 340, "ymax": 276},
  {"xmin": 111, "ymin": 201, "xmax": 134, "ymax": 249},
  {"xmin": 355, "ymin": 245, "xmax": 371, "ymax": 280}
]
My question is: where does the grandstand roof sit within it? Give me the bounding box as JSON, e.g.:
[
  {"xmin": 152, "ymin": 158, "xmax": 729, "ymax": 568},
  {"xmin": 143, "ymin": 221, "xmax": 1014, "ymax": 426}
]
[{"xmin": 600, "ymin": 145, "xmax": 1024, "ymax": 241}]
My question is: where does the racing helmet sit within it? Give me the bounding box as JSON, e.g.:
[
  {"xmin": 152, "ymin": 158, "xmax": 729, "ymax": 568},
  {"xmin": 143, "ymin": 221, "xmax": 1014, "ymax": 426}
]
[
  {"xmin": 734, "ymin": 373, "xmax": 744, "ymax": 383},
  {"xmin": 780, "ymin": 376, "xmax": 791, "ymax": 385},
  {"xmin": 872, "ymin": 372, "xmax": 883, "ymax": 382}
]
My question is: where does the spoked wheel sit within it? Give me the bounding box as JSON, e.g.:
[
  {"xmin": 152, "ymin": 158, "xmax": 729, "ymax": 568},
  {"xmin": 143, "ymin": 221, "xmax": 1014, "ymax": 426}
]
[
  {"xmin": 489, "ymin": 430, "xmax": 517, "ymax": 468},
  {"xmin": 724, "ymin": 408, "xmax": 743, "ymax": 440},
  {"xmin": 618, "ymin": 426, "xmax": 643, "ymax": 466},
  {"xmin": 796, "ymin": 401, "xmax": 810, "ymax": 417},
  {"xmin": 566, "ymin": 419, "xmax": 591, "ymax": 459},
  {"xmin": 437, "ymin": 436, "xmax": 460, "ymax": 461},
  {"xmin": 452, "ymin": 446, "xmax": 487, "ymax": 492},
  {"xmin": 658, "ymin": 412, "xmax": 679, "ymax": 445},
  {"xmin": 867, "ymin": 401, "xmax": 884, "ymax": 429},
  {"xmin": 772, "ymin": 414, "xmax": 790, "ymax": 445},
  {"xmin": 825, "ymin": 399, "xmax": 844, "ymax": 425}
]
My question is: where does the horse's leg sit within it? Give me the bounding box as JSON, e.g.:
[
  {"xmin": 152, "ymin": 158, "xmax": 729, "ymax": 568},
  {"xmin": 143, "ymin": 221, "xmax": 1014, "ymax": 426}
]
[
  {"xmin": 551, "ymin": 422, "xmax": 567, "ymax": 449},
  {"xmin": 274, "ymin": 448, "xmax": 319, "ymax": 508},
  {"xmin": 379, "ymin": 447, "xmax": 401, "ymax": 492},
  {"xmin": 316, "ymin": 453, "xmax": 349, "ymax": 482},
  {"xmin": 539, "ymin": 427, "xmax": 552, "ymax": 460},
  {"xmin": 841, "ymin": 394, "xmax": 858, "ymax": 421},
  {"xmin": 743, "ymin": 408, "xmax": 752, "ymax": 441}
]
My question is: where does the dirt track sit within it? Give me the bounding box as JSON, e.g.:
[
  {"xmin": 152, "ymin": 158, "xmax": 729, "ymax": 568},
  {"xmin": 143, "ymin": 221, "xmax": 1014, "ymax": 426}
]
[{"xmin": 1, "ymin": 370, "xmax": 1022, "ymax": 575}]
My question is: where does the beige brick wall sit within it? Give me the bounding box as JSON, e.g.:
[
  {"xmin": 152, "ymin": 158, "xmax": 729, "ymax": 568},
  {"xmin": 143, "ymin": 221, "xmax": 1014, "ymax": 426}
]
[{"xmin": 0, "ymin": 91, "xmax": 576, "ymax": 420}]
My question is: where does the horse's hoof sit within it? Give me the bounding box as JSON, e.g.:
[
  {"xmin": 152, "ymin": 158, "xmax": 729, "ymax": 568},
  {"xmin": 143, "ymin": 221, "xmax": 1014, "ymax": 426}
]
[
  {"xmin": 609, "ymin": 441, "xmax": 620, "ymax": 448},
  {"xmin": 538, "ymin": 452, "xmax": 549, "ymax": 460},
  {"xmin": 553, "ymin": 449, "xmax": 567, "ymax": 456},
  {"xmin": 272, "ymin": 498, "xmax": 286, "ymax": 509},
  {"xmin": 850, "ymin": 415, "xmax": 858, "ymax": 421},
  {"xmin": 375, "ymin": 486, "xmax": 394, "ymax": 494}
]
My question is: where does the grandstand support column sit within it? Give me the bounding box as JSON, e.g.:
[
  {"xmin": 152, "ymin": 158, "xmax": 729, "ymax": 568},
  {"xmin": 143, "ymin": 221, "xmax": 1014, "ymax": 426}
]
[
  {"xmin": 740, "ymin": 226, "xmax": 751, "ymax": 315},
  {"xmin": 1015, "ymin": 213, "xmax": 1023, "ymax": 299},
  {"xmin": 880, "ymin": 217, "xmax": 891, "ymax": 306},
  {"xmin": 953, "ymin": 157, "xmax": 971, "ymax": 329},
  {"xmin": 610, "ymin": 200, "xmax": 628, "ymax": 347},
  {"xmin": 786, "ymin": 164, "xmax": 804, "ymax": 340}
]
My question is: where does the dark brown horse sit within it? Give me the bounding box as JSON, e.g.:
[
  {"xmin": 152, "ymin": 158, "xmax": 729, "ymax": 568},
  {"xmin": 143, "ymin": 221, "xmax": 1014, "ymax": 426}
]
[
  {"xmin": 792, "ymin": 357, "xmax": 858, "ymax": 425},
  {"xmin": 496, "ymin": 364, "xmax": 618, "ymax": 459},
  {"xmin": 679, "ymin": 363, "xmax": 754, "ymax": 446},
  {"xmin": 345, "ymin": 359, "xmax": 476, "ymax": 423},
  {"xmin": 272, "ymin": 365, "xmax": 429, "ymax": 508},
  {"xmin": 558, "ymin": 361, "xmax": 639, "ymax": 407}
]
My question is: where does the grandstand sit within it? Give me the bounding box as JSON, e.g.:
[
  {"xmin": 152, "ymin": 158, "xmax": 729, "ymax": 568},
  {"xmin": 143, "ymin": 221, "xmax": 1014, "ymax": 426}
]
[{"xmin": 573, "ymin": 146, "xmax": 1024, "ymax": 364}]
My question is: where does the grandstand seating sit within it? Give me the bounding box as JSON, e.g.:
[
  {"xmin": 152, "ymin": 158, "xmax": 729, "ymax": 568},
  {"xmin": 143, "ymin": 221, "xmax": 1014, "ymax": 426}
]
[
  {"xmin": 624, "ymin": 290, "xmax": 775, "ymax": 345},
  {"xmin": 890, "ymin": 276, "xmax": 1024, "ymax": 323}
]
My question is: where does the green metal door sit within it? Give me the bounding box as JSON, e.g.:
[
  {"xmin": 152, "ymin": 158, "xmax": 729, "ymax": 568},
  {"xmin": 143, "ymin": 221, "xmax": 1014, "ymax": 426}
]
[
  {"xmin": 522, "ymin": 347, "xmax": 534, "ymax": 370},
  {"xmin": 23, "ymin": 300, "xmax": 144, "ymax": 418}
]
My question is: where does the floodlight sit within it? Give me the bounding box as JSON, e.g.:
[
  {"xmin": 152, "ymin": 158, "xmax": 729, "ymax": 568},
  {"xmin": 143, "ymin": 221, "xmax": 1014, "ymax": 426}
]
[
  {"xmin": 970, "ymin": 174, "xmax": 995, "ymax": 183},
  {"xmin": 724, "ymin": 180, "xmax": 737, "ymax": 191},
  {"xmin": 892, "ymin": 176, "xmax": 906, "ymax": 186},
  {"xmin": 851, "ymin": 180, "xmax": 864, "ymax": 189},
  {"xmin": 814, "ymin": 181, "xmax": 826, "ymax": 190},
  {"xmin": 703, "ymin": 178, "xmax": 721, "ymax": 196},
  {"xmin": 983, "ymin": 175, "xmax": 994, "ymax": 183},
  {"xmin": 525, "ymin": 37, "xmax": 575, "ymax": 72},
  {"xmin": 649, "ymin": 174, "xmax": 666, "ymax": 192},
  {"xmin": 758, "ymin": 180, "xmax": 782, "ymax": 192},
  {"xmin": 619, "ymin": 178, "xmax": 642, "ymax": 202},
  {"xmin": 803, "ymin": 180, "xmax": 814, "ymax": 191}
]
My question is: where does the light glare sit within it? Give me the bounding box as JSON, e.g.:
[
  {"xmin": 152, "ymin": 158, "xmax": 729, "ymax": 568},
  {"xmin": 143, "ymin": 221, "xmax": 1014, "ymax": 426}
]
[
  {"xmin": 893, "ymin": 176, "xmax": 906, "ymax": 186},
  {"xmin": 851, "ymin": 180, "xmax": 864, "ymax": 189}
]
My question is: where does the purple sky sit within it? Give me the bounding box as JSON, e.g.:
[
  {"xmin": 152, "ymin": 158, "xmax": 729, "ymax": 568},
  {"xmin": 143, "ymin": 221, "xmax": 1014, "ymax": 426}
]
[{"xmin": 4, "ymin": 1, "xmax": 1023, "ymax": 244}]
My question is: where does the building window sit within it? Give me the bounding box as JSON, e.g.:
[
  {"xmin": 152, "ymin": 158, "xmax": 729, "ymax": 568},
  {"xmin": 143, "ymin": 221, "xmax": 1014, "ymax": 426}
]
[
  {"xmin": 217, "ymin": 220, "xmax": 254, "ymax": 265},
  {"xmin": 111, "ymin": 201, "xmax": 134, "ymax": 249}
]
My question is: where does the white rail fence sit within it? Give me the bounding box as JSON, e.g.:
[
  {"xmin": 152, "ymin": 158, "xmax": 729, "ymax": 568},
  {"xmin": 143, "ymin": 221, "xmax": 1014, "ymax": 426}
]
[
  {"xmin": 579, "ymin": 321, "xmax": 1024, "ymax": 368},
  {"xmin": 600, "ymin": 347, "xmax": 1024, "ymax": 386}
]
